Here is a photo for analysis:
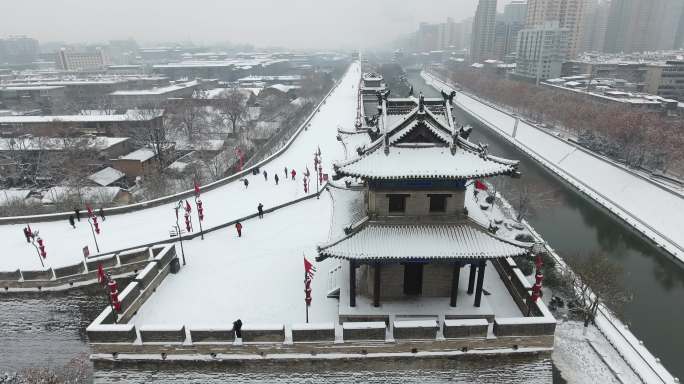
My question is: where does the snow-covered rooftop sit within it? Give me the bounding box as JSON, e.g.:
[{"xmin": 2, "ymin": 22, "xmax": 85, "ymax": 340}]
[
  {"xmin": 88, "ymin": 167, "xmax": 125, "ymax": 186},
  {"xmin": 118, "ymin": 147, "xmax": 156, "ymax": 162},
  {"xmin": 237, "ymin": 75, "xmax": 302, "ymax": 82},
  {"xmin": 318, "ymin": 222, "xmax": 529, "ymax": 261},
  {"xmin": 41, "ymin": 186, "xmax": 123, "ymax": 204},
  {"xmin": 0, "ymin": 189, "xmax": 31, "ymax": 206},
  {"xmin": 0, "ymin": 137, "xmax": 128, "ymax": 151},
  {"xmin": 109, "ymin": 80, "xmax": 200, "ymax": 96},
  {"xmin": 267, "ymin": 84, "xmax": 300, "ymax": 93},
  {"xmin": 335, "ymin": 145, "xmax": 517, "ymax": 180},
  {"xmin": 0, "ymin": 112, "xmax": 162, "ymax": 123}
]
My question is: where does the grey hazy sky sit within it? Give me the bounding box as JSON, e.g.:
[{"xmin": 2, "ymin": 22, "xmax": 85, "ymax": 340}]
[{"xmin": 0, "ymin": 0, "xmax": 513, "ymax": 49}]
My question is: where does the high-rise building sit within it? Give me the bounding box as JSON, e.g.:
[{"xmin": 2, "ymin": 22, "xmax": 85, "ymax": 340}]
[
  {"xmin": 676, "ymin": 6, "xmax": 684, "ymax": 49},
  {"xmin": 0, "ymin": 35, "xmax": 40, "ymax": 65},
  {"xmin": 580, "ymin": 0, "xmax": 610, "ymax": 53},
  {"xmin": 503, "ymin": 0, "xmax": 529, "ymax": 24},
  {"xmin": 494, "ymin": 18, "xmax": 525, "ymax": 60},
  {"xmin": 515, "ymin": 21, "xmax": 570, "ymax": 82},
  {"xmin": 471, "ymin": 0, "xmax": 498, "ymax": 62},
  {"xmin": 604, "ymin": 0, "xmax": 684, "ymax": 53},
  {"xmin": 56, "ymin": 47, "xmax": 108, "ymax": 71},
  {"xmin": 495, "ymin": 1, "xmax": 528, "ymax": 61},
  {"xmin": 416, "ymin": 22, "xmax": 441, "ymax": 52},
  {"xmin": 525, "ymin": 0, "xmax": 586, "ymax": 58}
]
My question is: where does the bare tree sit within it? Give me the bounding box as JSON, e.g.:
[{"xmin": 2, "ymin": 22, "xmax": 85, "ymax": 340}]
[
  {"xmin": 131, "ymin": 104, "xmax": 172, "ymax": 166},
  {"xmin": 560, "ymin": 252, "xmax": 630, "ymax": 333},
  {"xmin": 168, "ymin": 101, "xmax": 208, "ymax": 141},
  {"xmin": 216, "ymin": 89, "xmax": 247, "ymax": 137}
]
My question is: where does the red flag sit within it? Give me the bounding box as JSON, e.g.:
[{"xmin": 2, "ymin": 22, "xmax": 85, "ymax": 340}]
[
  {"xmin": 304, "ymin": 256, "xmax": 316, "ymax": 280},
  {"xmin": 475, "ymin": 180, "xmax": 488, "ymax": 191},
  {"xmin": 97, "ymin": 264, "xmax": 105, "ymax": 284}
]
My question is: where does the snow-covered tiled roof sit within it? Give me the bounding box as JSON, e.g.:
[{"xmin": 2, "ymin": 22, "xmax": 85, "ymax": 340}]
[
  {"xmin": 88, "ymin": 167, "xmax": 125, "ymax": 186},
  {"xmin": 335, "ymin": 145, "xmax": 517, "ymax": 180},
  {"xmin": 119, "ymin": 148, "xmax": 156, "ymax": 162},
  {"xmin": 318, "ymin": 223, "xmax": 529, "ymax": 261}
]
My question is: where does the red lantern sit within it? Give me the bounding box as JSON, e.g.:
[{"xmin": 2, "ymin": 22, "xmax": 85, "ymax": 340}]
[
  {"xmin": 194, "ymin": 181, "xmax": 201, "ymax": 197},
  {"xmin": 531, "ymin": 283, "xmax": 541, "ymax": 302},
  {"xmin": 37, "ymin": 237, "xmax": 47, "ymax": 258},
  {"xmin": 197, "ymin": 200, "xmax": 204, "ymax": 221},
  {"xmin": 304, "ymin": 278, "xmax": 312, "ymax": 305},
  {"xmin": 185, "ymin": 200, "xmax": 192, "ymax": 214},
  {"xmin": 108, "ymin": 280, "xmax": 118, "ymax": 294},
  {"xmin": 86, "ymin": 205, "xmax": 94, "ymax": 217},
  {"xmin": 97, "ymin": 264, "xmax": 106, "ymax": 284}
]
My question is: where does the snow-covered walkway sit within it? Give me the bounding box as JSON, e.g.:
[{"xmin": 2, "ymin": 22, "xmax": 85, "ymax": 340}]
[
  {"xmin": 132, "ymin": 196, "xmax": 339, "ymax": 326},
  {"xmin": 0, "ymin": 62, "xmax": 361, "ymax": 271},
  {"xmin": 423, "ymin": 72, "xmax": 684, "ymax": 264}
]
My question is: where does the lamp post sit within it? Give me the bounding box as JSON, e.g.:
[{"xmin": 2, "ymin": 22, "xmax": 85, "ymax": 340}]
[
  {"xmin": 194, "ymin": 181, "xmax": 205, "ymax": 240},
  {"xmin": 97, "ymin": 265, "xmax": 121, "ymax": 322},
  {"xmin": 173, "ymin": 201, "xmax": 188, "ymax": 265},
  {"xmin": 527, "ymin": 243, "xmax": 546, "ymax": 316},
  {"xmin": 27, "ymin": 228, "xmax": 46, "ymax": 268},
  {"xmin": 85, "ymin": 205, "xmax": 101, "ymax": 253},
  {"xmin": 314, "ymin": 148, "xmax": 322, "ymax": 198}
]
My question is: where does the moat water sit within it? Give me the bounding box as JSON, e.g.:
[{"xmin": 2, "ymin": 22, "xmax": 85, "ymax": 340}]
[{"xmin": 407, "ymin": 71, "xmax": 684, "ymax": 380}]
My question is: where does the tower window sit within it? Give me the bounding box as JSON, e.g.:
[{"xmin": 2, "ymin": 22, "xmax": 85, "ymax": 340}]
[
  {"xmin": 429, "ymin": 194, "xmax": 450, "ymax": 212},
  {"xmin": 387, "ymin": 194, "xmax": 408, "ymax": 213}
]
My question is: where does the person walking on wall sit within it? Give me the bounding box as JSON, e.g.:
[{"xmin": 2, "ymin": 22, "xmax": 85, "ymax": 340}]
[
  {"xmin": 257, "ymin": 203, "xmax": 264, "ymax": 219},
  {"xmin": 235, "ymin": 221, "xmax": 243, "ymax": 237}
]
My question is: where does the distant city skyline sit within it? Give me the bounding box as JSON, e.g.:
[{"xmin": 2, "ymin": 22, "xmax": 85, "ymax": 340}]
[{"xmin": 0, "ymin": 0, "xmax": 515, "ymax": 49}]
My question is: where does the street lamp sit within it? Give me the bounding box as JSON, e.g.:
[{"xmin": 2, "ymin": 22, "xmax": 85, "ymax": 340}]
[
  {"xmin": 97, "ymin": 266, "xmax": 121, "ymax": 322},
  {"xmin": 194, "ymin": 181, "xmax": 205, "ymax": 240},
  {"xmin": 27, "ymin": 227, "xmax": 46, "ymax": 268},
  {"xmin": 85, "ymin": 205, "xmax": 101, "ymax": 253},
  {"xmin": 527, "ymin": 242, "xmax": 546, "ymax": 316},
  {"xmin": 313, "ymin": 147, "xmax": 322, "ymax": 198},
  {"xmin": 173, "ymin": 200, "xmax": 188, "ymax": 265}
]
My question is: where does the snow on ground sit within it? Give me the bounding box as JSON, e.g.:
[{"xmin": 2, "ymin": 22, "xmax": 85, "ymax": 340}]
[
  {"xmin": 132, "ymin": 196, "xmax": 340, "ymax": 326},
  {"xmin": 553, "ymin": 320, "xmax": 641, "ymax": 384},
  {"xmin": 424, "ymin": 72, "xmax": 684, "ymax": 261},
  {"xmin": 0, "ymin": 62, "xmax": 361, "ymax": 271}
]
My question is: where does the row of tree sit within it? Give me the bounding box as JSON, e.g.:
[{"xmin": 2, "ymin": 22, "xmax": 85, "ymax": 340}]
[{"xmin": 442, "ymin": 68, "xmax": 684, "ymax": 174}]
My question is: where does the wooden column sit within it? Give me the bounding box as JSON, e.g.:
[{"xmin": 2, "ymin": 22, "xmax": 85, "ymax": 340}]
[
  {"xmin": 467, "ymin": 262, "xmax": 477, "ymax": 294},
  {"xmin": 474, "ymin": 259, "xmax": 487, "ymax": 307},
  {"xmin": 373, "ymin": 263, "xmax": 381, "ymax": 307},
  {"xmin": 349, "ymin": 261, "xmax": 356, "ymax": 307},
  {"xmin": 450, "ymin": 263, "xmax": 461, "ymax": 307}
]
